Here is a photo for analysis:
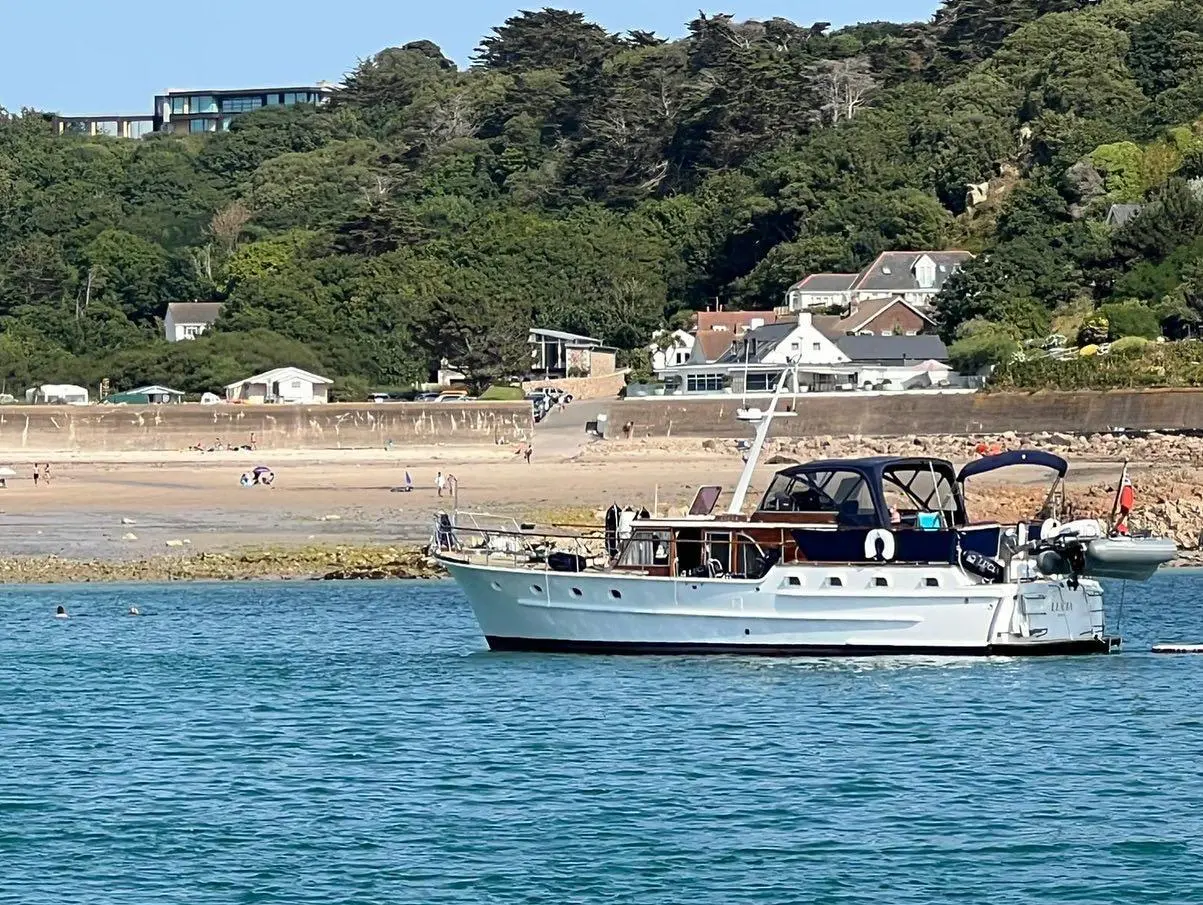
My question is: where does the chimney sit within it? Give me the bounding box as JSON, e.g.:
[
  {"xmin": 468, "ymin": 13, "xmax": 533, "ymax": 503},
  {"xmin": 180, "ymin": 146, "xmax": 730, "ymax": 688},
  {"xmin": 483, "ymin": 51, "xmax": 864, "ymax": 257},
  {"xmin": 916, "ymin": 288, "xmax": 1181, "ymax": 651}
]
[{"xmin": 797, "ymin": 311, "xmax": 812, "ymax": 327}]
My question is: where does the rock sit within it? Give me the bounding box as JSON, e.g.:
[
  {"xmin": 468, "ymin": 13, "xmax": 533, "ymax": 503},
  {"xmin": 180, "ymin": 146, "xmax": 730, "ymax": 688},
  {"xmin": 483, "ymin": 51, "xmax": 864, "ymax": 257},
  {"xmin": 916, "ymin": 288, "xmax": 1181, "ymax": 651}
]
[
  {"xmin": 165, "ymin": 539, "xmax": 185, "ymax": 548},
  {"xmin": 121, "ymin": 517, "xmax": 136, "ymax": 525},
  {"xmin": 319, "ymin": 514, "xmax": 342, "ymax": 522},
  {"xmin": 1049, "ymin": 432, "xmax": 1075, "ymax": 447},
  {"xmin": 122, "ymin": 533, "xmax": 138, "ymax": 541},
  {"xmin": 701, "ymin": 439, "xmax": 718, "ymax": 451}
]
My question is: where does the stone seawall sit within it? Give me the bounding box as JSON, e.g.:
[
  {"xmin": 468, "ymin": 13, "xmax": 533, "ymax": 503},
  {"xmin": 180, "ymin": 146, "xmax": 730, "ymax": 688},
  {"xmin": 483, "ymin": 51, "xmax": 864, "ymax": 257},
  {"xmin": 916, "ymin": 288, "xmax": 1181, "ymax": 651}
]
[
  {"xmin": 607, "ymin": 390, "xmax": 1203, "ymax": 438},
  {"xmin": 0, "ymin": 403, "xmax": 533, "ymax": 452}
]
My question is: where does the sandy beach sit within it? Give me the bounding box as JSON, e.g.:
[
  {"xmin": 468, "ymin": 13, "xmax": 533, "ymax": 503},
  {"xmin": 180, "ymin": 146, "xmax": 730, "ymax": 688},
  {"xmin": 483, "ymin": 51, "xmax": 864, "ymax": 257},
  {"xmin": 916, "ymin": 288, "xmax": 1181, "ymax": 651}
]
[
  {"xmin": 2, "ymin": 401, "xmax": 1200, "ymax": 571},
  {"xmin": 0, "ymin": 443, "xmax": 1171, "ymax": 563}
]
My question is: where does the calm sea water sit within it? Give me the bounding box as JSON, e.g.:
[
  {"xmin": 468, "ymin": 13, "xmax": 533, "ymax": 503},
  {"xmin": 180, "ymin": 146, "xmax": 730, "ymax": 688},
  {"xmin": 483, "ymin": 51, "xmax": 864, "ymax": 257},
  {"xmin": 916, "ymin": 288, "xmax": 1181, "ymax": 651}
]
[{"xmin": 3, "ymin": 574, "xmax": 1203, "ymax": 904}]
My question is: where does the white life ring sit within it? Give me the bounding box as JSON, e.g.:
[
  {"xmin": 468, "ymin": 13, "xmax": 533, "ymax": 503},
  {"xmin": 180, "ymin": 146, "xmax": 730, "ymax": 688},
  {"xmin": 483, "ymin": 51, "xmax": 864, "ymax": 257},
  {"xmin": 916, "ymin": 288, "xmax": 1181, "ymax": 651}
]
[
  {"xmin": 1039, "ymin": 518, "xmax": 1062, "ymax": 540},
  {"xmin": 865, "ymin": 528, "xmax": 896, "ymax": 561}
]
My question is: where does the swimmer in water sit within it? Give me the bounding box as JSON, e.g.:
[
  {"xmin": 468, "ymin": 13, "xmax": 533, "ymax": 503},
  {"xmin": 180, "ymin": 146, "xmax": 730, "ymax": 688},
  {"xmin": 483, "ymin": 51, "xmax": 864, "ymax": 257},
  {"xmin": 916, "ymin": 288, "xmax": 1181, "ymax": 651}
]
[{"xmin": 55, "ymin": 605, "xmax": 68, "ymax": 619}]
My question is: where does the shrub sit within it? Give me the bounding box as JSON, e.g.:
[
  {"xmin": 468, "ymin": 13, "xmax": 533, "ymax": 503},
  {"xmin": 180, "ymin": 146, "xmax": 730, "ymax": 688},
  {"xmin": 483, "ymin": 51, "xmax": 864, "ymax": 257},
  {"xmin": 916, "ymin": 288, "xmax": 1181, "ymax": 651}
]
[
  {"xmin": 1109, "ymin": 336, "xmax": 1151, "ymax": 356},
  {"xmin": 1097, "ymin": 299, "xmax": 1161, "ymax": 340},
  {"xmin": 948, "ymin": 326, "xmax": 1020, "ymax": 373}
]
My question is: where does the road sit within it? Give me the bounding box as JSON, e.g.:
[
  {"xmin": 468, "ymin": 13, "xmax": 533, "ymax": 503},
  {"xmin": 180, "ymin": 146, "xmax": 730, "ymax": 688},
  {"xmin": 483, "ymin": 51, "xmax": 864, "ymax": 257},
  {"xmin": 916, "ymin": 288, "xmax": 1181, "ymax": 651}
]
[{"xmin": 532, "ymin": 399, "xmax": 609, "ymax": 460}]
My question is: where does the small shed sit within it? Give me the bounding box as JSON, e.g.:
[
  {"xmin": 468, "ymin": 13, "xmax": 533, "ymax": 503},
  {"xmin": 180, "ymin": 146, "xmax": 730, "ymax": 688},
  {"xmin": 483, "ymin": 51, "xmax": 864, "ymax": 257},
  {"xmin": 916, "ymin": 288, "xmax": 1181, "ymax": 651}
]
[
  {"xmin": 105, "ymin": 385, "xmax": 186, "ymax": 405},
  {"xmin": 26, "ymin": 384, "xmax": 89, "ymax": 405}
]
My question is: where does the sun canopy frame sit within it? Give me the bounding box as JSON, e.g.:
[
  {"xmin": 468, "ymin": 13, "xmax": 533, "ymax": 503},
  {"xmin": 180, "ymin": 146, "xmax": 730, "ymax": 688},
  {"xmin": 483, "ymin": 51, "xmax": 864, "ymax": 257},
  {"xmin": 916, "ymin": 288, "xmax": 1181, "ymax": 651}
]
[{"xmin": 956, "ymin": 450, "xmax": 1069, "ymax": 484}]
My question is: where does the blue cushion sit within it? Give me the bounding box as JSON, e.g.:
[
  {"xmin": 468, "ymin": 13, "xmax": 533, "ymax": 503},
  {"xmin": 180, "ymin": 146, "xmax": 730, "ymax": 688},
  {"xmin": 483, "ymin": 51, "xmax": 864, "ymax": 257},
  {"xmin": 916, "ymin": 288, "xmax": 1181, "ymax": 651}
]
[{"xmin": 916, "ymin": 512, "xmax": 942, "ymax": 530}]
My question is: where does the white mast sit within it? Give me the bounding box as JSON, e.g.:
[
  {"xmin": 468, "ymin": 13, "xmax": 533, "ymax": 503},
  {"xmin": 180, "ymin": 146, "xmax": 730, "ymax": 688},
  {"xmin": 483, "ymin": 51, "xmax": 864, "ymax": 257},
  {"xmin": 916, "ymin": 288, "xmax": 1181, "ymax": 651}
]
[{"xmin": 726, "ymin": 360, "xmax": 798, "ymax": 516}]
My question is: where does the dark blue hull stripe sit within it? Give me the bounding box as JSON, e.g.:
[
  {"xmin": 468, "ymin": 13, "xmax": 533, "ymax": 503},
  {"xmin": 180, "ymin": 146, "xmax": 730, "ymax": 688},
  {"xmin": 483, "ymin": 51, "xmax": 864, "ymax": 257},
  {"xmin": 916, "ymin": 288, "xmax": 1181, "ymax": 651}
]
[{"xmin": 484, "ymin": 637, "xmax": 1114, "ymax": 657}]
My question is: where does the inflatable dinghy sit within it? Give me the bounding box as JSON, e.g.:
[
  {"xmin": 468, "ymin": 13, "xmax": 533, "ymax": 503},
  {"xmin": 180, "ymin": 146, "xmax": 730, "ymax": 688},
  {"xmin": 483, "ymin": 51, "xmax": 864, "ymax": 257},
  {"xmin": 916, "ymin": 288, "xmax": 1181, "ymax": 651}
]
[{"xmin": 1084, "ymin": 536, "xmax": 1178, "ymax": 581}]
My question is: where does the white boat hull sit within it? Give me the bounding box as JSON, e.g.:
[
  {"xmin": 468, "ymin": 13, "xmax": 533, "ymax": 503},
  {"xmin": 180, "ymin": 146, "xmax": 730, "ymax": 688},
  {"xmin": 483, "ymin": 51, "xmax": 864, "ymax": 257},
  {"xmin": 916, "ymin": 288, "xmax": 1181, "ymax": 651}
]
[{"xmin": 445, "ymin": 559, "xmax": 1111, "ymax": 656}]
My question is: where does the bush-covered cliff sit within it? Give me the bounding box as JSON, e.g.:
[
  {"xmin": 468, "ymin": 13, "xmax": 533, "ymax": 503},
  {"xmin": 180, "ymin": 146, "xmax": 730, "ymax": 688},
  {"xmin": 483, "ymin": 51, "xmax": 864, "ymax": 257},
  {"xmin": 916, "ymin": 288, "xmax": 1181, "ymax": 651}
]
[{"xmin": 3, "ymin": 0, "xmax": 1203, "ymax": 395}]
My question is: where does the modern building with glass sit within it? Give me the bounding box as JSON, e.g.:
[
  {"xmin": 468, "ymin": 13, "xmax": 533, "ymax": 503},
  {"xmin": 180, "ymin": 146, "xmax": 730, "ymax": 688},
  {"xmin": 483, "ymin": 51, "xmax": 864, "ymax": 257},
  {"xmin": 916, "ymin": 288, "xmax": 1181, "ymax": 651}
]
[{"xmin": 52, "ymin": 82, "xmax": 335, "ymax": 138}]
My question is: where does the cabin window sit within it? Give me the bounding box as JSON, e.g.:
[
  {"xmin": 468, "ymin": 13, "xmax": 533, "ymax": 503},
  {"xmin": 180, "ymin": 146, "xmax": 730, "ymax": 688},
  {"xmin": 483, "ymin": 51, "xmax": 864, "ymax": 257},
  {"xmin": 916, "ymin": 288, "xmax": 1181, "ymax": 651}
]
[
  {"xmin": 704, "ymin": 531, "xmax": 732, "ymax": 575},
  {"xmin": 733, "ymin": 533, "xmax": 771, "ymax": 577},
  {"xmin": 827, "ymin": 576, "xmax": 843, "ymax": 587},
  {"xmin": 925, "ymin": 576, "xmax": 940, "ymax": 587},
  {"xmin": 759, "ymin": 469, "xmax": 874, "ymax": 520},
  {"xmin": 873, "ymin": 576, "xmax": 889, "ymax": 588},
  {"xmin": 618, "ymin": 530, "xmax": 670, "ymax": 567},
  {"xmin": 786, "ymin": 576, "xmax": 801, "ymax": 587}
]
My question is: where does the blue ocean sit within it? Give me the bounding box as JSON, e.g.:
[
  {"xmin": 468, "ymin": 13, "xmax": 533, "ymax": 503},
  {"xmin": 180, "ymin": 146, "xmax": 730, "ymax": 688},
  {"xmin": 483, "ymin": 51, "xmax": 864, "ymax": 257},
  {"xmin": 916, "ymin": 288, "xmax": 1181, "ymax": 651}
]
[{"xmin": 3, "ymin": 574, "xmax": 1202, "ymax": 903}]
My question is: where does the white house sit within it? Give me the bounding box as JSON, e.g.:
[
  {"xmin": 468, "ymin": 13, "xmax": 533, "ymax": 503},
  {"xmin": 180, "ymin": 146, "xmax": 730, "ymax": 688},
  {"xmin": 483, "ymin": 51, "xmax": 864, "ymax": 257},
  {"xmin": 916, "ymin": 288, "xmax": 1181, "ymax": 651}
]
[
  {"xmin": 787, "ymin": 251, "xmax": 975, "ymax": 313},
  {"xmin": 657, "ymin": 313, "xmax": 851, "ymax": 394},
  {"xmin": 164, "ymin": 301, "xmax": 224, "ymax": 342},
  {"xmin": 656, "ymin": 313, "xmax": 951, "ymax": 395},
  {"xmin": 25, "ymin": 384, "xmax": 89, "ymax": 405},
  {"xmin": 786, "ymin": 274, "xmax": 858, "ymax": 311},
  {"xmin": 648, "ymin": 329, "xmax": 695, "ymax": 370},
  {"xmin": 225, "ymin": 367, "xmax": 333, "ymax": 404},
  {"xmin": 847, "ymin": 251, "xmax": 973, "ymax": 309}
]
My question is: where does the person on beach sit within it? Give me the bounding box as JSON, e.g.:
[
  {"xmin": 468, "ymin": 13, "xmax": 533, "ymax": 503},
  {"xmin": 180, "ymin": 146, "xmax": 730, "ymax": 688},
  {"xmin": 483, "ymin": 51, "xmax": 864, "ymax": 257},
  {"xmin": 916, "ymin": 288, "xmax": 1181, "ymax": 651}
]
[
  {"xmin": 32, "ymin": 464, "xmax": 39, "ymax": 487},
  {"xmin": 524, "ymin": 445, "xmax": 533, "ymax": 464},
  {"xmin": 447, "ymin": 474, "xmax": 458, "ymax": 498},
  {"xmin": 42, "ymin": 463, "xmax": 50, "ymax": 485},
  {"xmin": 435, "ymin": 471, "xmax": 446, "ymax": 497},
  {"xmin": 55, "ymin": 605, "xmax": 68, "ymax": 619}
]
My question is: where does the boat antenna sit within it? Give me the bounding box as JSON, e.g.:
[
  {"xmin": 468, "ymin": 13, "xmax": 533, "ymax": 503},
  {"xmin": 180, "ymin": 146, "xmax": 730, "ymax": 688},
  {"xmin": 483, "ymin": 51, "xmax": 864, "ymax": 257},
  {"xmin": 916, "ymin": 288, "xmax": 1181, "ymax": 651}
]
[{"xmin": 726, "ymin": 357, "xmax": 798, "ymax": 516}]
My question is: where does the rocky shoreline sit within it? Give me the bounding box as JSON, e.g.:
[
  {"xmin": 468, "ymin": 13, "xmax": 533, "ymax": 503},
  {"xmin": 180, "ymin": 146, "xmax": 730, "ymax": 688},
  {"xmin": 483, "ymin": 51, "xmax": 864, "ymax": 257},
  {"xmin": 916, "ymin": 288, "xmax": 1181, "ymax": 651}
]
[{"xmin": 0, "ymin": 545, "xmax": 445, "ymax": 585}]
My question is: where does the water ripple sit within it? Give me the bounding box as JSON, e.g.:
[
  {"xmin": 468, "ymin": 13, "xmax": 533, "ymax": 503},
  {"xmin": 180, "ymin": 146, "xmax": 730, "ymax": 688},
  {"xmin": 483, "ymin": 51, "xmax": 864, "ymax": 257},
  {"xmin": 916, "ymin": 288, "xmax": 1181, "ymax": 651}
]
[{"xmin": 2, "ymin": 575, "xmax": 1203, "ymax": 903}]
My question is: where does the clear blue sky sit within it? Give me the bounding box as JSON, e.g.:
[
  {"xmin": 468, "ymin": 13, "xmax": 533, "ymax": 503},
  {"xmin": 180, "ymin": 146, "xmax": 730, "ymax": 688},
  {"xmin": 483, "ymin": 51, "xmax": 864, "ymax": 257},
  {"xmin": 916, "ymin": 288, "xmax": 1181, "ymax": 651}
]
[{"xmin": 2, "ymin": 1, "xmax": 939, "ymax": 115}]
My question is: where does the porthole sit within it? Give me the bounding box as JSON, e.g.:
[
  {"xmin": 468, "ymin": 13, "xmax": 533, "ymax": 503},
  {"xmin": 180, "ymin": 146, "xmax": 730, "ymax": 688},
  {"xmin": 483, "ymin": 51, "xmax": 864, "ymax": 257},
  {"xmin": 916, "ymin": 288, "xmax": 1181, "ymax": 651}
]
[
  {"xmin": 531, "ymin": 584, "xmax": 543, "ymax": 595},
  {"xmin": 610, "ymin": 589, "xmax": 622, "ymax": 600},
  {"xmin": 571, "ymin": 587, "xmax": 583, "ymax": 597}
]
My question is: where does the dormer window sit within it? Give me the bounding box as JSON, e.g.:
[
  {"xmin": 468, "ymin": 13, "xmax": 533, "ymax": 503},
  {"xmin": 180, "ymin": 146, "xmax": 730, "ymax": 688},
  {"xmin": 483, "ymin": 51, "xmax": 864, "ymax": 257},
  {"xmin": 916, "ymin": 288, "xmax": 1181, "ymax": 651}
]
[{"xmin": 913, "ymin": 254, "xmax": 937, "ymax": 289}]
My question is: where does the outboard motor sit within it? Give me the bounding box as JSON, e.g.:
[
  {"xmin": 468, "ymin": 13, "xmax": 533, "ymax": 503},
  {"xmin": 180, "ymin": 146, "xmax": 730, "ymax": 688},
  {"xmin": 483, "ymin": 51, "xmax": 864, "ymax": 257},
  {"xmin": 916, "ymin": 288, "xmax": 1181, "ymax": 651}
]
[{"xmin": 961, "ymin": 550, "xmax": 1005, "ymax": 583}]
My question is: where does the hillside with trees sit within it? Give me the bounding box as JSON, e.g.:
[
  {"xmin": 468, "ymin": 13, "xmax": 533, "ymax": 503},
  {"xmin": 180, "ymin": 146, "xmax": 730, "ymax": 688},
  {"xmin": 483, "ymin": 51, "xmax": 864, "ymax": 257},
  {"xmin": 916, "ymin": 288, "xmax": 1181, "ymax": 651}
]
[{"xmin": 3, "ymin": 0, "xmax": 1203, "ymax": 396}]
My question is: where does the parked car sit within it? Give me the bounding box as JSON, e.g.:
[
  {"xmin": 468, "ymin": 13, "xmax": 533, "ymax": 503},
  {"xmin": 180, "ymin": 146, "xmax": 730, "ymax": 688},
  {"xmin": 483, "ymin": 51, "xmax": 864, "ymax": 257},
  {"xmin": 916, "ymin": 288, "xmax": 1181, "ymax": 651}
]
[
  {"xmin": 526, "ymin": 393, "xmax": 550, "ymax": 423},
  {"xmin": 537, "ymin": 387, "xmax": 574, "ymax": 405}
]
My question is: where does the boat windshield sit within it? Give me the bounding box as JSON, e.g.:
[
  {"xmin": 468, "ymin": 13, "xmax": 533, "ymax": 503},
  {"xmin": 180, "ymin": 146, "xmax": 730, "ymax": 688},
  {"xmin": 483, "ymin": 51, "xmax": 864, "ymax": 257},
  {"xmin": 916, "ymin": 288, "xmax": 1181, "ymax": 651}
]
[
  {"xmin": 759, "ymin": 469, "xmax": 874, "ymax": 517},
  {"xmin": 881, "ymin": 464, "xmax": 963, "ymax": 527}
]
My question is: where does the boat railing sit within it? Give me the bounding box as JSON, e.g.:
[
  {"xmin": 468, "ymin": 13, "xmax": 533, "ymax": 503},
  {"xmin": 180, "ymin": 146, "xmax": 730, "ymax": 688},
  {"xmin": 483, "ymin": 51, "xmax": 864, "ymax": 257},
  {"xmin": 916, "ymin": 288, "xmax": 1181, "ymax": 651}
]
[{"xmin": 432, "ymin": 510, "xmax": 608, "ymax": 570}]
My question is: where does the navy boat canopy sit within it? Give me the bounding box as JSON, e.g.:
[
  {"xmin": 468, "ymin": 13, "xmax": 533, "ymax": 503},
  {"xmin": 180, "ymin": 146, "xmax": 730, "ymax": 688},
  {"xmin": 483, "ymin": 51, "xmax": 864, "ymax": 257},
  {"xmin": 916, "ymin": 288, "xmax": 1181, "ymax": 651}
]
[
  {"xmin": 762, "ymin": 456, "xmax": 966, "ymax": 529},
  {"xmin": 956, "ymin": 450, "xmax": 1069, "ymax": 484}
]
